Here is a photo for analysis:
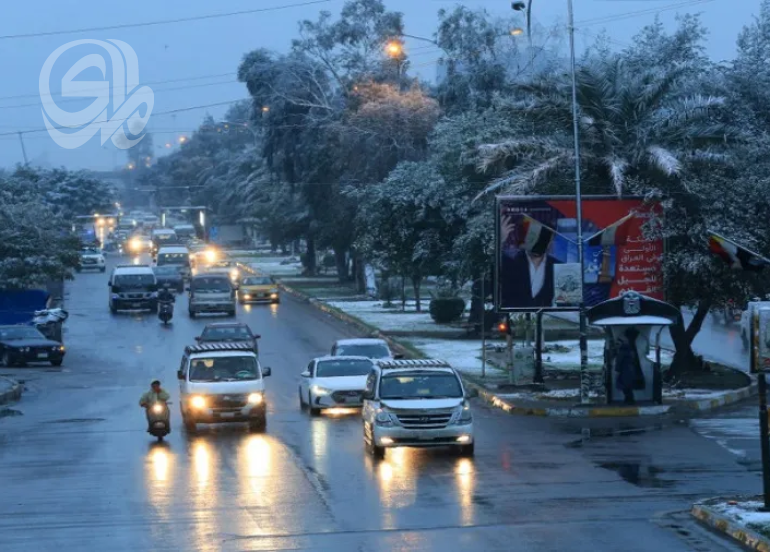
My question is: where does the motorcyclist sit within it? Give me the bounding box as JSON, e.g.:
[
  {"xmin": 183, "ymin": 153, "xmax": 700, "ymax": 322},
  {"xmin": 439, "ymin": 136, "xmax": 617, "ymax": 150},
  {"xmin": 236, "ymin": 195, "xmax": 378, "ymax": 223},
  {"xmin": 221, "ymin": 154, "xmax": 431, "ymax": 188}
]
[
  {"xmin": 157, "ymin": 282, "xmax": 175, "ymax": 304},
  {"xmin": 139, "ymin": 380, "xmax": 171, "ymax": 431}
]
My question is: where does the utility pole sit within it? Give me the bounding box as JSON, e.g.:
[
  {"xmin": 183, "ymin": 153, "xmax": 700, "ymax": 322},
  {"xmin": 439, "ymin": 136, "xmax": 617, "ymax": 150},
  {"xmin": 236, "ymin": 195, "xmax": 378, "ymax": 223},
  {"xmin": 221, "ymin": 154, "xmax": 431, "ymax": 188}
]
[
  {"xmin": 566, "ymin": 0, "xmax": 589, "ymax": 404},
  {"xmin": 18, "ymin": 132, "xmax": 28, "ymax": 165}
]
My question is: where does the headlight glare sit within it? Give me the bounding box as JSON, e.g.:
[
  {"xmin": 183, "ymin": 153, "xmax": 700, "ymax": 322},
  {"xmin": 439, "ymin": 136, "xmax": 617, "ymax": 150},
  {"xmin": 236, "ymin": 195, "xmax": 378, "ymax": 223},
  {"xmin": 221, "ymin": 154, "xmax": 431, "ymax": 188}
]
[
  {"xmin": 152, "ymin": 403, "xmax": 164, "ymax": 414},
  {"xmin": 311, "ymin": 385, "xmax": 330, "ymax": 396},
  {"xmin": 190, "ymin": 395, "xmax": 206, "ymax": 409},
  {"xmin": 247, "ymin": 392, "xmax": 263, "ymax": 404}
]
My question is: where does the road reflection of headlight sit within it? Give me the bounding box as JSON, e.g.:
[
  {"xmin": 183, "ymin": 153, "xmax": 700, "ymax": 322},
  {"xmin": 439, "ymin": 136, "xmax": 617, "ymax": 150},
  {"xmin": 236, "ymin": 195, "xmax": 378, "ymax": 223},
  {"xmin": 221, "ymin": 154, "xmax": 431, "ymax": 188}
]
[
  {"xmin": 151, "ymin": 448, "xmax": 169, "ymax": 481},
  {"xmin": 190, "ymin": 395, "xmax": 206, "ymax": 409},
  {"xmin": 247, "ymin": 393, "xmax": 263, "ymax": 405}
]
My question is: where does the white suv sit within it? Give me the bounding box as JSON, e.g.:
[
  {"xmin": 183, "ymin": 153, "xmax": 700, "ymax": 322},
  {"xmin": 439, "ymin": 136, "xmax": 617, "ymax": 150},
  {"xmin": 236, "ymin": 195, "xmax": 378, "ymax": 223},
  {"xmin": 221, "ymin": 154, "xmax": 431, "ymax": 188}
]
[
  {"xmin": 77, "ymin": 247, "xmax": 106, "ymax": 272},
  {"xmin": 177, "ymin": 342, "xmax": 272, "ymax": 432},
  {"xmin": 361, "ymin": 359, "xmax": 476, "ymax": 459}
]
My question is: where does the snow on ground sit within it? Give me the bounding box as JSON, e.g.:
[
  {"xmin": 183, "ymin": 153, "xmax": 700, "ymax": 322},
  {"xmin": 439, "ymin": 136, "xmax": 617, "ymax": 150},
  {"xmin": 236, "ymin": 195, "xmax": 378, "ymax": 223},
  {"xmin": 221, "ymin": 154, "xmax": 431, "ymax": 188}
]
[
  {"xmin": 403, "ymin": 338, "xmax": 489, "ymax": 375},
  {"xmin": 498, "ymin": 389, "xmax": 602, "ymax": 401},
  {"xmin": 328, "ymin": 301, "xmax": 458, "ymax": 333},
  {"xmin": 542, "ymin": 340, "xmax": 674, "ymax": 368},
  {"xmin": 663, "ymin": 388, "xmax": 733, "ymax": 400},
  {"xmin": 247, "ymin": 259, "xmax": 303, "ymax": 276},
  {"xmin": 710, "ymin": 501, "xmax": 770, "ymax": 533}
]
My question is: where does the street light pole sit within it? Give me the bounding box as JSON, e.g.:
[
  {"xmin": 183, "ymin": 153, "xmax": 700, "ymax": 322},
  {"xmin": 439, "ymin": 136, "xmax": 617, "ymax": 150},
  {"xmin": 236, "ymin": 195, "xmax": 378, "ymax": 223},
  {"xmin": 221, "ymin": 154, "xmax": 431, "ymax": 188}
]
[
  {"xmin": 18, "ymin": 132, "xmax": 28, "ymax": 165},
  {"xmin": 566, "ymin": 0, "xmax": 589, "ymax": 404}
]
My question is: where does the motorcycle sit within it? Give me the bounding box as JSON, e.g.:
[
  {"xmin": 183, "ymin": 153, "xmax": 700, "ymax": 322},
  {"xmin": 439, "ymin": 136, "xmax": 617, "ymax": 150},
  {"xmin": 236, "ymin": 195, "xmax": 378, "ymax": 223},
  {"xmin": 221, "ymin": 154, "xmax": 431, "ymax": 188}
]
[
  {"xmin": 147, "ymin": 402, "xmax": 171, "ymax": 441},
  {"xmin": 158, "ymin": 300, "xmax": 174, "ymax": 324}
]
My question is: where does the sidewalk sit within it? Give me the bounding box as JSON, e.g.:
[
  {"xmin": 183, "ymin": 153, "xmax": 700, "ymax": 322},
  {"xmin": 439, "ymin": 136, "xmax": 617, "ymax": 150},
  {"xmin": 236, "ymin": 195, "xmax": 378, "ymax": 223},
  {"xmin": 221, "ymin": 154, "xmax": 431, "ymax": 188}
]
[
  {"xmin": 0, "ymin": 376, "xmax": 22, "ymax": 406},
  {"xmin": 692, "ymin": 497, "xmax": 770, "ymax": 550},
  {"xmin": 250, "ymin": 258, "xmax": 755, "ymax": 418}
]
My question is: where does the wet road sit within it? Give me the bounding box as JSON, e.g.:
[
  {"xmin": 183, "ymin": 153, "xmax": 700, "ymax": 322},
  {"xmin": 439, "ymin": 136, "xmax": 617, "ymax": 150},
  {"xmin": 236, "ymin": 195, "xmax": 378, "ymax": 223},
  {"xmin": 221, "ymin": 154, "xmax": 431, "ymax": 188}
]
[{"xmin": 0, "ymin": 256, "xmax": 758, "ymax": 551}]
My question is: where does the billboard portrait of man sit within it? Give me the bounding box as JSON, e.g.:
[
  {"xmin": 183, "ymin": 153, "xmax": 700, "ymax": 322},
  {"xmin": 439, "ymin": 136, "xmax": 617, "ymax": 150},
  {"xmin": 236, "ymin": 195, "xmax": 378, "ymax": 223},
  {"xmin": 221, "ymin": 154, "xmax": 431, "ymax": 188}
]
[{"xmin": 500, "ymin": 214, "xmax": 561, "ymax": 309}]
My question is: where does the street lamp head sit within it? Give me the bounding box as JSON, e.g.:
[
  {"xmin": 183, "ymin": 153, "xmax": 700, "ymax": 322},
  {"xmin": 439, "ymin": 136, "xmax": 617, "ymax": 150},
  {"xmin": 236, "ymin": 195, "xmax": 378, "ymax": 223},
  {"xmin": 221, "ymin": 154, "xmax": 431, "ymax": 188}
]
[
  {"xmin": 261, "ymin": 106, "xmax": 269, "ymax": 113},
  {"xmin": 385, "ymin": 40, "xmax": 403, "ymax": 57},
  {"xmin": 178, "ymin": 136, "xmax": 187, "ymax": 144},
  {"xmin": 510, "ymin": 27, "xmax": 524, "ymax": 36},
  {"xmin": 512, "ymin": 1, "xmax": 527, "ymax": 10}
]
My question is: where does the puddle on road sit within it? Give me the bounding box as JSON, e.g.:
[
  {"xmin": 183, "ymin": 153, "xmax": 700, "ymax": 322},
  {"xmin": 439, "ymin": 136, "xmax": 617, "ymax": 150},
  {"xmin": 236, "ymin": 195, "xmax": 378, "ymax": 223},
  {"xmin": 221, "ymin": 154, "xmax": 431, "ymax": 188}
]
[{"xmin": 598, "ymin": 461, "xmax": 675, "ymax": 488}]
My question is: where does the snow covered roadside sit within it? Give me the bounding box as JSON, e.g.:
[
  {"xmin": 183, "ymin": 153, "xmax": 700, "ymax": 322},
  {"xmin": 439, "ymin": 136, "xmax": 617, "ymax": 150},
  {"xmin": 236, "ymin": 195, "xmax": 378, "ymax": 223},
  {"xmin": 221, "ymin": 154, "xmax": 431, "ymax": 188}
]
[
  {"xmin": 327, "ymin": 301, "xmax": 462, "ymax": 334},
  {"xmin": 693, "ymin": 498, "xmax": 770, "ymax": 547},
  {"xmin": 244, "ymin": 257, "xmax": 303, "ymax": 276}
]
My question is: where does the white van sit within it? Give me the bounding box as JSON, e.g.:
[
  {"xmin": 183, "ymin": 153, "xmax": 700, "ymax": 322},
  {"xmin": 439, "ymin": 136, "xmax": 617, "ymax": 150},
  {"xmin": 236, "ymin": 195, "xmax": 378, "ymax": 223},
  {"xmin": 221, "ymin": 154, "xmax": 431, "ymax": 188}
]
[
  {"xmin": 177, "ymin": 342, "xmax": 272, "ymax": 432},
  {"xmin": 156, "ymin": 245, "xmax": 190, "ymax": 278},
  {"xmin": 361, "ymin": 359, "xmax": 477, "ymax": 458}
]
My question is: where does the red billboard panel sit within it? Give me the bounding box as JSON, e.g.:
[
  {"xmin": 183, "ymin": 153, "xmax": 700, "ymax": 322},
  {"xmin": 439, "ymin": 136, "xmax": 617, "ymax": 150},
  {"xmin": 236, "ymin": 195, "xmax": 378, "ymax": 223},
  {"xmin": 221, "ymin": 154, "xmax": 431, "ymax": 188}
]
[{"xmin": 496, "ymin": 196, "xmax": 663, "ymax": 311}]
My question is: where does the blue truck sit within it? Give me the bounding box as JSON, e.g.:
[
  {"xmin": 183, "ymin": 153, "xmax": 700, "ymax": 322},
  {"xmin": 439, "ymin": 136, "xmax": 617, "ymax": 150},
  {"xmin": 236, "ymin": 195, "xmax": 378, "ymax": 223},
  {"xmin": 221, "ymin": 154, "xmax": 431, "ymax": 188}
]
[{"xmin": 0, "ymin": 289, "xmax": 67, "ymax": 343}]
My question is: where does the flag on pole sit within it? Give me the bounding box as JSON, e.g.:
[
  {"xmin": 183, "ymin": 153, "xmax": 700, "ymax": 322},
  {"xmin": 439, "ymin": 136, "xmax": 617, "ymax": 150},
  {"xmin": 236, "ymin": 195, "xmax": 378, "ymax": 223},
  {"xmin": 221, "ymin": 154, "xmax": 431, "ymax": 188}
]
[
  {"xmin": 520, "ymin": 215, "xmax": 555, "ymax": 255},
  {"xmin": 586, "ymin": 212, "xmax": 635, "ymax": 247},
  {"xmin": 708, "ymin": 231, "xmax": 770, "ymax": 271}
]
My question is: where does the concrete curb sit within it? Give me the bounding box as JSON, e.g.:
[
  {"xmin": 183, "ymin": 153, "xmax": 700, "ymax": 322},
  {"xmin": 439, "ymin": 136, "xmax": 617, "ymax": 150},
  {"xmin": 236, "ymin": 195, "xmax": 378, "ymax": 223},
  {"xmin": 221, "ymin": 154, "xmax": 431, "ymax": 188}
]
[
  {"xmin": 278, "ymin": 280, "xmax": 752, "ymax": 418},
  {"xmin": 691, "ymin": 500, "xmax": 770, "ymax": 552},
  {"xmin": 459, "ymin": 376, "xmax": 672, "ymax": 417},
  {"xmin": 0, "ymin": 376, "xmax": 22, "ymax": 406}
]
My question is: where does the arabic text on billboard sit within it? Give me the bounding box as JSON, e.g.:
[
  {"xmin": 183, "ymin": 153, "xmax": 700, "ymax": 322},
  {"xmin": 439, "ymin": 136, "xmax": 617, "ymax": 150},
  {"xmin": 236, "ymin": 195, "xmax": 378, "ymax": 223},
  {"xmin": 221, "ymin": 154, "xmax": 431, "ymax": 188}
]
[{"xmin": 496, "ymin": 196, "xmax": 663, "ymax": 311}]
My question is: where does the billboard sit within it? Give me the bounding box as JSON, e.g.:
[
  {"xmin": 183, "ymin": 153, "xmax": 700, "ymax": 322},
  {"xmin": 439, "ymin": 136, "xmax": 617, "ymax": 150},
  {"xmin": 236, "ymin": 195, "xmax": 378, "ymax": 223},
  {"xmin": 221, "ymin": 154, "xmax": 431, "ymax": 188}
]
[{"xmin": 495, "ymin": 196, "xmax": 663, "ymax": 311}]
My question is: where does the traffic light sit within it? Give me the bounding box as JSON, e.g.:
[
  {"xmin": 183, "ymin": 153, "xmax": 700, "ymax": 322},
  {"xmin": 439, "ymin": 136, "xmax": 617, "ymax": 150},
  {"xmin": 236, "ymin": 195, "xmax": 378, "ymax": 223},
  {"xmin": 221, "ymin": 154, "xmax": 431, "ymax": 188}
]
[{"xmin": 498, "ymin": 317, "xmax": 510, "ymax": 335}]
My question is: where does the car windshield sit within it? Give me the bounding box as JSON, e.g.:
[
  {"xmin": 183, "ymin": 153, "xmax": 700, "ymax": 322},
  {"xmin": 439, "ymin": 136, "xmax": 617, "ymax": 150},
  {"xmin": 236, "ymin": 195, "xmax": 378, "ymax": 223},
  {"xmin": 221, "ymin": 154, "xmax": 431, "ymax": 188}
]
[
  {"xmin": 201, "ymin": 326, "xmax": 252, "ymax": 341},
  {"xmin": 192, "ymin": 277, "xmax": 231, "ymax": 292},
  {"xmin": 189, "ymin": 356, "xmax": 259, "ymax": 382},
  {"xmin": 81, "ymin": 248, "xmax": 100, "ymax": 255},
  {"xmin": 379, "ymin": 372, "xmax": 463, "ymax": 399},
  {"xmin": 113, "ymin": 274, "xmax": 155, "ymax": 288},
  {"xmin": 0, "ymin": 326, "xmax": 46, "ymax": 340},
  {"xmin": 154, "ymin": 266, "xmax": 181, "ymax": 275},
  {"xmin": 242, "ymin": 277, "xmax": 272, "ymax": 285},
  {"xmin": 336, "ymin": 343, "xmax": 391, "ymax": 358},
  {"xmin": 157, "ymin": 253, "xmax": 189, "ymax": 265},
  {"xmin": 316, "ymin": 359, "xmax": 373, "ymax": 378}
]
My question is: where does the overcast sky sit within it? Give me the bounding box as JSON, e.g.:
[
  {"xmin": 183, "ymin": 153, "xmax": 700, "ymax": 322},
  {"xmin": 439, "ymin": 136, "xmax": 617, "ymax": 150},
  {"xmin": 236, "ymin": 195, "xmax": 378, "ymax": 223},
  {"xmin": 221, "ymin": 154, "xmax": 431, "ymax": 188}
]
[{"xmin": 0, "ymin": 0, "xmax": 760, "ymax": 171}]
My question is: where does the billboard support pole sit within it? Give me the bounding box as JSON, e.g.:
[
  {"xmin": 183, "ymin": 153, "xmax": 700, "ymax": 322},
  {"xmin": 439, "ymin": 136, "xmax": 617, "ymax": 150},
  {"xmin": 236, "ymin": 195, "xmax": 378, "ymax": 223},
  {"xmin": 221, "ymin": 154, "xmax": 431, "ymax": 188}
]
[
  {"xmin": 567, "ymin": 0, "xmax": 590, "ymax": 405},
  {"xmin": 481, "ymin": 273, "xmax": 486, "ymax": 378},
  {"xmin": 758, "ymin": 373, "xmax": 770, "ymax": 509}
]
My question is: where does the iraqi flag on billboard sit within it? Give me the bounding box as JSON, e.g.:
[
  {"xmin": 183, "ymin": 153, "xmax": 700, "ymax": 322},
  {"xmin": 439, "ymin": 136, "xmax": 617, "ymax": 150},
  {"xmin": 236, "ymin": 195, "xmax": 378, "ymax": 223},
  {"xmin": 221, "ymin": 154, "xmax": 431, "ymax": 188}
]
[
  {"xmin": 520, "ymin": 215, "xmax": 556, "ymax": 254},
  {"xmin": 586, "ymin": 212, "xmax": 634, "ymax": 247},
  {"xmin": 708, "ymin": 231, "xmax": 770, "ymax": 271}
]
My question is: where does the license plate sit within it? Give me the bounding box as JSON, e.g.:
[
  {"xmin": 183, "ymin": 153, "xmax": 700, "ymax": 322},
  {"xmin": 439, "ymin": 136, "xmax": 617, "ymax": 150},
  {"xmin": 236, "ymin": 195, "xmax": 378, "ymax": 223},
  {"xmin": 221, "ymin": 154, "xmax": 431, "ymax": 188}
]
[
  {"xmin": 219, "ymin": 412, "xmax": 236, "ymax": 418},
  {"xmin": 37, "ymin": 353, "xmax": 47, "ymax": 359},
  {"xmin": 416, "ymin": 432, "xmax": 433, "ymax": 440}
]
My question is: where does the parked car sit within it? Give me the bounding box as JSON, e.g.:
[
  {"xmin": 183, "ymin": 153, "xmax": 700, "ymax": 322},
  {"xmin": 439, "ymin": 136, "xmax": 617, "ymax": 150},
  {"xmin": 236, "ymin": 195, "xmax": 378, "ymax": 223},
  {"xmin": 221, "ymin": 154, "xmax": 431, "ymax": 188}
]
[
  {"xmin": 0, "ymin": 325, "xmax": 65, "ymax": 367},
  {"xmin": 195, "ymin": 322, "xmax": 259, "ymax": 354}
]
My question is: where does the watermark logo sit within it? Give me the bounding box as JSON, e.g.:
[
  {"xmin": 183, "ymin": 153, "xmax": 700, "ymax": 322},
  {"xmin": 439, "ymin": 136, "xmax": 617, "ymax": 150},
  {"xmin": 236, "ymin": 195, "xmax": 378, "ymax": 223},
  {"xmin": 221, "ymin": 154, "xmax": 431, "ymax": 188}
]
[{"xmin": 39, "ymin": 39, "xmax": 154, "ymax": 149}]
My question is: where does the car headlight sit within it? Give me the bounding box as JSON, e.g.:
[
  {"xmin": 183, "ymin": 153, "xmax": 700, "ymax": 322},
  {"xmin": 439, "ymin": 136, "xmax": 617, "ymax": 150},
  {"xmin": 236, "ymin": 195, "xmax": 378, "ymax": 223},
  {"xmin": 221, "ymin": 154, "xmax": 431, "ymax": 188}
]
[
  {"xmin": 190, "ymin": 395, "xmax": 206, "ymax": 409},
  {"xmin": 375, "ymin": 409, "xmax": 395, "ymax": 426},
  {"xmin": 152, "ymin": 403, "xmax": 165, "ymax": 414},
  {"xmin": 247, "ymin": 392, "xmax": 263, "ymax": 405},
  {"xmin": 453, "ymin": 402, "xmax": 473, "ymax": 424},
  {"xmin": 230, "ymin": 269, "xmax": 239, "ymax": 279},
  {"xmin": 149, "ymin": 292, "xmax": 158, "ymax": 298},
  {"xmin": 19, "ymin": 347, "xmax": 29, "ymax": 353},
  {"xmin": 311, "ymin": 385, "xmax": 331, "ymax": 396},
  {"xmin": 205, "ymin": 250, "xmax": 217, "ymax": 262}
]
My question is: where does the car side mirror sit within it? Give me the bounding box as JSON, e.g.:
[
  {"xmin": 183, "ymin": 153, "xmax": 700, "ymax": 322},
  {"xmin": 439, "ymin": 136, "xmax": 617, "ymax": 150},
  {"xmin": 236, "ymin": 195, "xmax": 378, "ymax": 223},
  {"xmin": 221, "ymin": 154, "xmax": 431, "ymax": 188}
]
[
  {"xmin": 465, "ymin": 388, "xmax": 479, "ymax": 399},
  {"xmin": 262, "ymin": 366, "xmax": 272, "ymax": 377},
  {"xmin": 393, "ymin": 353, "xmax": 404, "ymax": 359},
  {"xmin": 107, "ymin": 281, "xmax": 111, "ymax": 286},
  {"xmin": 177, "ymin": 370, "xmax": 184, "ymax": 380},
  {"xmin": 301, "ymin": 371, "xmax": 310, "ymax": 377},
  {"xmin": 194, "ymin": 336, "xmax": 201, "ymax": 342},
  {"xmin": 254, "ymin": 334, "xmax": 261, "ymax": 339}
]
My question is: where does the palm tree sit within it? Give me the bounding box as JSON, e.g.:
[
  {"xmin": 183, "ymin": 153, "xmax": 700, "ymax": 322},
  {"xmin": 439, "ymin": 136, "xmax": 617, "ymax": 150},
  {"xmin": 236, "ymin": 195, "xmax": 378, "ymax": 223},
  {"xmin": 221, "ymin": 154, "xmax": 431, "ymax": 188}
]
[{"xmin": 477, "ymin": 55, "xmax": 738, "ymax": 198}]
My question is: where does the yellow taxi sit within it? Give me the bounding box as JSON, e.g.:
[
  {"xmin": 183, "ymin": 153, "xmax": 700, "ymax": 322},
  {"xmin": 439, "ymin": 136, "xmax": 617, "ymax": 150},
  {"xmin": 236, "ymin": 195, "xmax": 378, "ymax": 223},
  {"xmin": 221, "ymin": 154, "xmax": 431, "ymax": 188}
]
[{"xmin": 238, "ymin": 275, "xmax": 279, "ymax": 304}]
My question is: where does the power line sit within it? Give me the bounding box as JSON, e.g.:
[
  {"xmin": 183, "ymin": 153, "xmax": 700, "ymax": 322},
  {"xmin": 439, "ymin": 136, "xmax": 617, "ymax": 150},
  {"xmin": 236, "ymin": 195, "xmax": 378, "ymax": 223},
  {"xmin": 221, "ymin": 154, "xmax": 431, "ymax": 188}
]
[
  {"xmin": 0, "ymin": 98, "xmax": 250, "ymax": 137},
  {"xmin": 0, "ymin": 0, "xmax": 333, "ymax": 40},
  {"xmin": 577, "ymin": 0, "xmax": 715, "ymax": 27},
  {"xmin": 0, "ymin": 71, "xmax": 237, "ymax": 102},
  {"xmin": 0, "ymin": 79, "xmax": 241, "ymax": 111}
]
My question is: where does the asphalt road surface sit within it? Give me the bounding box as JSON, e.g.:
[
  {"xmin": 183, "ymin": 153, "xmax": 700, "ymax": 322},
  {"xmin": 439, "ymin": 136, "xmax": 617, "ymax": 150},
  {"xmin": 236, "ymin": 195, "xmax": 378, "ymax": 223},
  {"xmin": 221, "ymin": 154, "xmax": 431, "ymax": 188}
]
[{"xmin": 0, "ymin": 255, "xmax": 759, "ymax": 551}]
